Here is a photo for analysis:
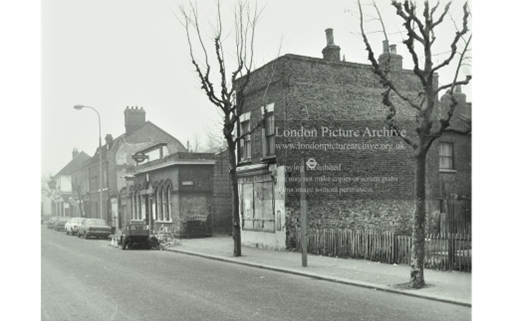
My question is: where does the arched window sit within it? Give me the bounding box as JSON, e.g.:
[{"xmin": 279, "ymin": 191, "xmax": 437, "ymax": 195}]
[
  {"xmin": 162, "ymin": 186, "xmax": 167, "ymax": 221},
  {"xmin": 155, "ymin": 187, "xmax": 161, "ymax": 221},
  {"xmin": 159, "ymin": 187, "xmax": 164, "ymax": 221},
  {"xmin": 134, "ymin": 192, "xmax": 137, "ymax": 220},
  {"xmin": 139, "ymin": 192, "xmax": 144, "ymax": 220},
  {"xmin": 136, "ymin": 191, "xmax": 141, "ymax": 220},
  {"xmin": 167, "ymin": 186, "xmax": 172, "ymax": 222},
  {"xmin": 131, "ymin": 192, "xmax": 135, "ymax": 220}
]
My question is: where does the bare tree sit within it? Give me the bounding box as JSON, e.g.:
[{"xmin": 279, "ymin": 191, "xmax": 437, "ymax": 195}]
[
  {"xmin": 190, "ymin": 133, "xmax": 203, "ymax": 152},
  {"xmin": 72, "ymin": 177, "xmax": 86, "ymax": 217},
  {"xmin": 203, "ymin": 121, "xmax": 228, "ymax": 152},
  {"xmin": 41, "ymin": 173, "xmax": 54, "ymax": 196},
  {"xmin": 177, "ymin": 1, "xmax": 270, "ymax": 256},
  {"xmin": 357, "ymin": 0, "xmax": 471, "ymax": 288}
]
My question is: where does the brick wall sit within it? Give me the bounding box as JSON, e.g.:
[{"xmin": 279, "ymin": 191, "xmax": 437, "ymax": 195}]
[
  {"xmin": 212, "ymin": 150, "xmax": 233, "ymax": 234},
  {"xmin": 236, "ymin": 54, "xmax": 464, "ymax": 249},
  {"xmin": 130, "ymin": 153, "xmax": 216, "ymax": 237}
]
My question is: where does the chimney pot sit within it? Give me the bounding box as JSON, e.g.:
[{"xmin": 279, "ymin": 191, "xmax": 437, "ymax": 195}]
[
  {"xmin": 390, "ymin": 44, "xmax": 397, "ymax": 54},
  {"xmin": 325, "ymin": 28, "xmax": 334, "ymax": 46},
  {"xmin": 383, "ymin": 40, "xmax": 389, "ymax": 53}
]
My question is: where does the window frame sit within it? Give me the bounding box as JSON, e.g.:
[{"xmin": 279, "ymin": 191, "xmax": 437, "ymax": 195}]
[
  {"xmin": 239, "ymin": 112, "xmax": 252, "ymax": 162},
  {"xmin": 261, "ymin": 103, "xmax": 275, "ymax": 158},
  {"xmin": 439, "ymin": 142, "xmax": 455, "ymax": 170}
]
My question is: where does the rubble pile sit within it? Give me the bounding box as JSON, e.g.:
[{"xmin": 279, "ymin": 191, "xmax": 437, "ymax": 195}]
[{"xmin": 153, "ymin": 231, "xmax": 182, "ymax": 250}]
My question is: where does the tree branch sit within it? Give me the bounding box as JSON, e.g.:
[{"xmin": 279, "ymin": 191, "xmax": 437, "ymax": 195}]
[
  {"xmin": 431, "ymin": 2, "xmax": 470, "ymax": 75},
  {"xmin": 382, "ymin": 88, "xmax": 418, "ymax": 149},
  {"xmin": 435, "ymin": 75, "xmax": 471, "ymax": 96},
  {"xmin": 179, "ymin": 4, "xmax": 224, "ymax": 108},
  {"xmin": 392, "ymin": 1, "xmax": 426, "ymax": 43},
  {"xmin": 358, "ymin": 0, "xmax": 422, "ymax": 111},
  {"xmin": 431, "ymin": 2, "xmax": 451, "ymax": 29}
]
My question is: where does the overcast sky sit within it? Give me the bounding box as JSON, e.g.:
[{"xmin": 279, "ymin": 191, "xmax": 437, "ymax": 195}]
[{"xmin": 41, "ymin": 0, "xmax": 472, "ymax": 175}]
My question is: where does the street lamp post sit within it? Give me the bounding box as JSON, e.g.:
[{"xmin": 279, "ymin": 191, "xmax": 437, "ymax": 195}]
[{"xmin": 74, "ymin": 105, "xmax": 103, "ymax": 221}]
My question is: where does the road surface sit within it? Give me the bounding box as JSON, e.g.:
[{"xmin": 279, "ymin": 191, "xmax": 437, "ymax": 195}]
[{"xmin": 41, "ymin": 226, "xmax": 471, "ymax": 321}]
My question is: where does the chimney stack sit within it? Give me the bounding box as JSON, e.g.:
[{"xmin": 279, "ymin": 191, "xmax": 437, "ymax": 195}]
[
  {"xmin": 378, "ymin": 40, "xmax": 402, "ymax": 71},
  {"xmin": 322, "ymin": 28, "xmax": 341, "ymax": 62},
  {"xmin": 124, "ymin": 106, "xmax": 146, "ymax": 135},
  {"xmin": 105, "ymin": 134, "xmax": 114, "ymax": 148},
  {"xmin": 72, "ymin": 148, "xmax": 79, "ymax": 159}
]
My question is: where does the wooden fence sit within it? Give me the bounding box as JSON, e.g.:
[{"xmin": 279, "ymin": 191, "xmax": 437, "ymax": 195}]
[
  {"xmin": 295, "ymin": 228, "xmax": 471, "ymax": 272},
  {"xmin": 429, "ymin": 199, "xmax": 471, "ymax": 235}
]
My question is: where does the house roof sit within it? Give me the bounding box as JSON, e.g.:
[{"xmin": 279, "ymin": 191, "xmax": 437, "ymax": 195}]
[
  {"xmin": 133, "ymin": 141, "xmax": 168, "ymax": 155},
  {"xmin": 55, "ymin": 151, "xmax": 91, "ymax": 177},
  {"xmin": 85, "ymin": 121, "xmax": 187, "ymax": 165}
]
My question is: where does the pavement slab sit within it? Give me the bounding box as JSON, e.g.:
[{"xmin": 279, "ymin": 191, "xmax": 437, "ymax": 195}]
[{"xmin": 164, "ymin": 235, "xmax": 471, "ymax": 307}]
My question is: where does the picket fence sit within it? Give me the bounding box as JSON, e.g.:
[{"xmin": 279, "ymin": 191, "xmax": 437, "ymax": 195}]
[{"xmin": 295, "ymin": 228, "xmax": 471, "ymax": 272}]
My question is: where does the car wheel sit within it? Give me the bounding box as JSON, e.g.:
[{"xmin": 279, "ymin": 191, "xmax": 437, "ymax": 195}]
[
  {"xmin": 66, "ymin": 230, "xmax": 69, "ymax": 235},
  {"xmin": 84, "ymin": 232, "xmax": 89, "ymax": 239},
  {"xmin": 122, "ymin": 239, "xmax": 127, "ymax": 250},
  {"xmin": 77, "ymin": 231, "xmax": 81, "ymax": 238}
]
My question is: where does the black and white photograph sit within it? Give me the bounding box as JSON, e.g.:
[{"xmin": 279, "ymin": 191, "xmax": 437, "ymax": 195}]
[{"xmin": 5, "ymin": 0, "xmax": 510, "ymax": 320}]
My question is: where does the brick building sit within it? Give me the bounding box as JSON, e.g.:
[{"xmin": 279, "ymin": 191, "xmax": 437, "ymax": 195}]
[
  {"xmin": 120, "ymin": 148, "xmax": 232, "ymax": 237},
  {"xmin": 235, "ymin": 29, "xmax": 471, "ymax": 250},
  {"xmin": 76, "ymin": 107, "xmax": 187, "ymax": 226},
  {"xmin": 53, "ymin": 149, "xmax": 90, "ymax": 217},
  {"xmin": 212, "ymin": 149, "xmax": 233, "ymax": 234}
]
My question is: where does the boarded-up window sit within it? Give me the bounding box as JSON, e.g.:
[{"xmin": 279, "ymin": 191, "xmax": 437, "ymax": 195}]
[
  {"xmin": 242, "ymin": 180, "xmax": 274, "ymax": 232},
  {"xmin": 241, "ymin": 183, "xmax": 254, "ymax": 230}
]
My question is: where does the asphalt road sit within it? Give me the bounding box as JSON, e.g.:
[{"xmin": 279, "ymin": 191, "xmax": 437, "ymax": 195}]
[{"xmin": 41, "ymin": 226, "xmax": 471, "ymax": 321}]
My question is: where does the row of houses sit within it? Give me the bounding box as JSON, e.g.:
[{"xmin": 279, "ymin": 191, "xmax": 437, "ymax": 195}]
[
  {"xmin": 44, "ymin": 29, "xmax": 471, "ymax": 249},
  {"xmin": 44, "ymin": 107, "xmax": 232, "ymax": 237}
]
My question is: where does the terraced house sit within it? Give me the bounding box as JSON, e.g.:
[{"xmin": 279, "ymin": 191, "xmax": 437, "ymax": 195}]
[
  {"xmin": 235, "ymin": 29, "xmax": 471, "ymax": 250},
  {"xmin": 75, "ymin": 106, "xmax": 187, "ymax": 228},
  {"xmin": 52, "ymin": 149, "xmax": 90, "ymax": 217}
]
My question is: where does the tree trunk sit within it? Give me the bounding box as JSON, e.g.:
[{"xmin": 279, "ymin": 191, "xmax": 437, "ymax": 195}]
[
  {"xmin": 227, "ymin": 143, "xmax": 242, "ymax": 257},
  {"xmin": 410, "ymin": 151, "xmax": 427, "ymax": 288}
]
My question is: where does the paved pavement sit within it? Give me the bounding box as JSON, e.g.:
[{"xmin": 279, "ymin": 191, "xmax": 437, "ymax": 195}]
[{"xmin": 163, "ymin": 235, "xmax": 471, "ymax": 307}]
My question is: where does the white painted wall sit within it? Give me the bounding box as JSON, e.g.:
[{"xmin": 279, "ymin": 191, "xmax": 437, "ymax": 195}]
[{"xmin": 58, "ymin": 175, "xmax": 72, "ymax": 193}]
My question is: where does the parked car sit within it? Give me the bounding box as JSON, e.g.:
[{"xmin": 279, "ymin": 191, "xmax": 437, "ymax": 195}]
[
  {"xmin": 77, "ymin": 219, "xmax": 111, "ymax": 239},
  {"xmin": 54, "ymin": 217, "xmax": 70, "ymax": 231},
  {"xmin": 46, "ymin": 216, "xmax": 59, "ymax": 229},
  {"xmin": 64, "ymin": 217, "xmax": 85, "ymax": 235},
  {"xmin": 118, "ymin": 221, "xmax": 150, "ymax": 250}
]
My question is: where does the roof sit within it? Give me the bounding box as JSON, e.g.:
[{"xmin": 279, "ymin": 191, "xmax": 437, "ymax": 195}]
[
  {"xmin": 133, "ymin": 141, "xmax": 168, "ymax": 154},
  {"xmin": 55, "ymin": 151, "xmax": 91, "ymax": 177},
  {"xmin": 86, "ymin": 121, "xmax": 187, "ymax": 163},
  {"xmin": 133, "ymin": 152, "xmax": 216, "ymax": 175}
]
